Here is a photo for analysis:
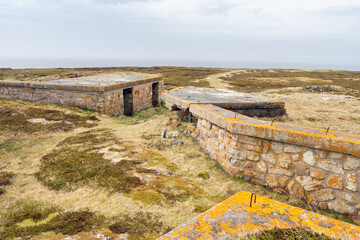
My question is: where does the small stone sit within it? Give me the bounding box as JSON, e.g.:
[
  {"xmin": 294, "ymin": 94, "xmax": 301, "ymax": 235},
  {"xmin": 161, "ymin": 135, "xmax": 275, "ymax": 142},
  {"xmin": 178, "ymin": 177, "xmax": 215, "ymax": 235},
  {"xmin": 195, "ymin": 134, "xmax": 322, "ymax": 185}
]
[
  {"xmin": 161, "ymin": 129, "xmax": 167, "ymax": 138},
  {"xmin": 354, "ymin": 204, "xmax": 360, "ymax": 211},
  {"xmin": 256, "ymin": 161, "xmax": 267, "ymax": 173},
  {"xmin": 317, "ymin": 159, "xmax": 344, "ymax": 174},
  {"xmin": 350, "ymin": 215, "xmax": 360, "ymax": 226},
  {"xmin": 172, "ymin": 119, "xmax": 181, "ymax": 127},
  {"xmin": 292, "ymin": 154, "xmax": 300, "ymax": 162},
  {"xmin": 277, "ymin": 175, "xmax": 290, "ymax": 188},
  {"xmin": 265, "ymin": 174, "xmax": 279, "ymax": 188},
  {"xmin": 314, "ymin": 189, "xmax": 335, "ymax": 201},
  {"xmin": 261, "ymin": 153, "xmax": 277, "ymax": 164},
  {"xmin": 243, "ymin": 161, "xmax": 255, "ymax": 169},
  {"xmin": 345, "ymin": 173, "xmax": 357, "ymax": 192},
  {"xmin": 247, "ymin": 151, "xmax": 260, "ymax": 162},
  {"xmin": 340, "ymin": 192, "xmax": 360, "ymax": 205},
  {"xmin": 170, "ymin": 139, "xmax": 183, "ymax": 145},
  {"xmin": 286, "ymin": 179, "xmax": 306, "ymax": 200},
  {"xmin": 167, "ymin": 131, "xmax": 179, "ymax": 138},
  {"xmin": 268, "ymin": 166, "xmax": 293, "ymax": 177},
  {"xmin": 344, "ymin": 156, "xmax": 360, "ymax": 170},
  {"xmin": 328, "ymin": 152, "xmax": 343, "ymax": 159},
  {"xmin": 277, "ymin": 154, "xmax": 292, "ymax": 169},
  {"xmin": 295, "ymin": 176, "xmax": 324, "ymax": 191},
  {"xmin": 284, "ymin": 145, "xmax": 303, "ymax": 153},
  {"xmin": 310, "ymin": 168, "xmax": 326, "ymax": 180},
  {"xmin": 271, "ymin": 142, "xmax": 283, "ymax": 154},
  {"xmin": 316, "ymin": 150, "xmax": 328, "ymax": 159},
  {"xmin": 319, "ymin": 202, "xmax": 328, "ymax": 210},
  {"xmin": 305, "ymin": 192, "xmax": 317, "ymax": 206},
  {"xmin": 293, "ymin": 162, "xmax": 309, "ymax": 176},
  {"xmin": 328, "ymin": 200, "xmax": 356, "ymax": 215},
  {"xmin": 326, "ymin": 174, "xmax": 343, "ymax": 190},
  {"xmin": 303, "ymin": 151, "xmax": 317, "ymax": 166}
]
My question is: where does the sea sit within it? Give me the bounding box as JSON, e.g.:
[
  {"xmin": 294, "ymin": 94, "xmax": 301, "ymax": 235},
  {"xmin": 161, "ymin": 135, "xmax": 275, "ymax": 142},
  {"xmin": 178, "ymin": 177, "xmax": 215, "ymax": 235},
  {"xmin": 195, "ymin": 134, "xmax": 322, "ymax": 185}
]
[{"xmin": 0, "ymin": 58, "xmax": 359, "ymax": 71}]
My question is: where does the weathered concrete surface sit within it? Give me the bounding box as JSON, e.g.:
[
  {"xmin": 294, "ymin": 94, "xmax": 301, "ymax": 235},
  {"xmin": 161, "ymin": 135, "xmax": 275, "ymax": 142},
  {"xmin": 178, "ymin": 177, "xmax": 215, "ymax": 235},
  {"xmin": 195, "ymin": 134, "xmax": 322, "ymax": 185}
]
[
  {"xmin": 162, "ymin": 87, "xmax": 286, "ymax": 117},
  {"xmin": 44, "ymin": 73, "xmax": 151, "ymax": 86},
  {"xmin": 159, "ymin": 191, "xmax": 360, "ymax": 240}
]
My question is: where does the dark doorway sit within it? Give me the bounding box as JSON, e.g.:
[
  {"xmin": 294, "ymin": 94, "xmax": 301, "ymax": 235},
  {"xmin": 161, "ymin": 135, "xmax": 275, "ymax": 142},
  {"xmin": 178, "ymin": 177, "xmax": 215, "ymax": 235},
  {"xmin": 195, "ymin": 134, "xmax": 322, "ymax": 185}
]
[
  {"xmin": 152, "ymin": 82, "xmax": 160, "ymax": 106},
  {"xmin": 123, "ymin": 88, "xmax": 133, "ymax": 116}
]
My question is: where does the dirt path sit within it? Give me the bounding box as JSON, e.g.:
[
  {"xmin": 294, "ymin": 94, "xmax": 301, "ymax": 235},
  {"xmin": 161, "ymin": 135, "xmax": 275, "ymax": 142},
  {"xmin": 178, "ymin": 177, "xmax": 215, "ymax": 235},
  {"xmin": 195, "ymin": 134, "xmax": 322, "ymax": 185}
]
[{"xmin": 200, "ymin": 69, "xmax": 245, "ymax": 89}]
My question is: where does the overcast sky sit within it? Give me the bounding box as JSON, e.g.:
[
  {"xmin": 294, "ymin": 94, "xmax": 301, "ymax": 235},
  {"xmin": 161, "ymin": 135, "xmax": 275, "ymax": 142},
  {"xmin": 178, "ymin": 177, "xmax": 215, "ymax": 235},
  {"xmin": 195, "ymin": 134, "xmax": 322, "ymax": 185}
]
[{"xmin": 0, "ymin": 0, "xmax": 359, "ymax": 69}]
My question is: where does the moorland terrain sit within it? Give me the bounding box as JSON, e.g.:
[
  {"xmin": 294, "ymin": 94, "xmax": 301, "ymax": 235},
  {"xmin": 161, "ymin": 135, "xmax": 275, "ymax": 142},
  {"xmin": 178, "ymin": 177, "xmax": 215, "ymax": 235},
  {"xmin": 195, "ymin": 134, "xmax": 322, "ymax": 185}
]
[{"xmin": 1, "ymin": 67, "xmax": 360, "ymax": 239}]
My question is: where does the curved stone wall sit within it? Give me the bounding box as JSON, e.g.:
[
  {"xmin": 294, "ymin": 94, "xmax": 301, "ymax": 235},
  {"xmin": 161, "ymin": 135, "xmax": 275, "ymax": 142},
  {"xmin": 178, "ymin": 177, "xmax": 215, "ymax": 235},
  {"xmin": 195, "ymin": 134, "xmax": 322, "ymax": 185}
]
[{"xmin": 185, "ymin": 104, "xmax": 360, "ymax": 215}]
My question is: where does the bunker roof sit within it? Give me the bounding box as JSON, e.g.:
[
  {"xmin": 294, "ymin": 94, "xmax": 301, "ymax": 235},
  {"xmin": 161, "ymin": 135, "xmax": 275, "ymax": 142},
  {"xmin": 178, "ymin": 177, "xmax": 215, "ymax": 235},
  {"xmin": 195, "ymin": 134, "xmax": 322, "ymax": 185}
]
[
  {"xmin": 162, "ymin": 86, "xmax": 285, "ymax": 110},
  {"xmin": 0, "ymin": 73, "xmax": 163, "ymax": 92}
]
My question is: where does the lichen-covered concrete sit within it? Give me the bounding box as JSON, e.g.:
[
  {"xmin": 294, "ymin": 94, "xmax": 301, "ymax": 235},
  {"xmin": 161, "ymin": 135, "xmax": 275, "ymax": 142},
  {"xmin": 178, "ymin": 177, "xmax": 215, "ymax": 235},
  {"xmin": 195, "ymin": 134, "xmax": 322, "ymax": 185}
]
[{"xmin": 159, "ymin": 191, "xmax": 360, "ymax": 240}]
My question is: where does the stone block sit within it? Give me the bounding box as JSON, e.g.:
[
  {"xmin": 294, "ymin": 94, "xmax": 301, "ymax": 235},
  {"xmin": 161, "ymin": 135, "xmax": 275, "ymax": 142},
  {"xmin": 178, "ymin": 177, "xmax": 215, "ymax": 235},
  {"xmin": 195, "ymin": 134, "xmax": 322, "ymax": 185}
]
[
  {"xmin": 261, "ymin": 153, "xmax": 277, "ymax": 164},
  {"xmin": 291, "ymin": 154, "xmax": 301, "ymax": 162},
  {"xmin": 303, "ymin": 151, "xmax": 317, "ymax": 166},
  {"xmin": 295, "ymin": 176, "xmax": 324, "ymax": 191},
  {"xmin": 277, "ymin": 154, "xmax": 292, "ymax": 169},
  {"xmin": 341, "ymin": 192, "xmax": 360, "ymax": 205},
  {"xmin": 328, "ymin": 152, "xmax": 343, "ymax": 159},
  {"xmin": 293, "ymin": 162, "xmax": 309, "ymax": 176},
  {"xmin": 277, "ymin": 175, "xmax": 290, "ymax": 189},
  {"xmin": 310, "ymin": 168, "xmax": 326, "ymax": 180},
  {"xmin": 271, "ymin": 142, "xmax": 284, "ymax": 154},
  {"xmin": 257, "ymin": 161, "xmax": 267, "ymax": 173},
  {"xmin": 326, "ymin": 174, "xmax": 343, "ymax": 190},
  {"xmin": 268, "ymin": 166, "xmax": 293, "ymax": 177},
  {"xmin": 265, "ymin": 174, "xmax": 279, "ymax": 188},
  {"xmin": 314, "ymin": 189, "xmax": 335, "ymax": 201},
  {"xmin": 286, "ymin": 179, "xmax": 306, "ymax": 200},
  {"xmin": 328, "ymin": 200, "xmax": 356, "ymax": 215},
  {"xmin": 344, "ymin": 156, "xmax": 360, "ymax": 170},
  {"xmin": 346, "ymin": 173, "xmax": 357, "ymax": 192},
  {"xmin": 284, "ymin": 144, "xmax": 303, "ymax": 153},
  {"xmin": 247, "ymin": 151, "xmax": 260, "ymax": 162},
  {"xmin": 317, "ymin": 159, "xmax": 344, "ymax": 174}
]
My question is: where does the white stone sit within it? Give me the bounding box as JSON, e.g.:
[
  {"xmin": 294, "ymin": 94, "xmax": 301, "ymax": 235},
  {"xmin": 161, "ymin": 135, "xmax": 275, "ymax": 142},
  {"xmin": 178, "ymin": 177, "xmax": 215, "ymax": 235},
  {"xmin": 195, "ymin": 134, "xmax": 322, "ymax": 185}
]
[
  {"xmin": 303, "ymin": 151, "xmax": 316, "ymax": 166},
  {"xmin": 295, "ymin": 176, "xmax": 324, "ymax": 191},
  {"xmin": 284, "ymin": 145, "xmax": 303, "ymax": 153},
  {"xmin": 344, "ymin": 156, "xmax": 360, "ymax": 170},
  {"xmin": 317, "ymin": 159, "xmax": 344, "ymax": 174}
]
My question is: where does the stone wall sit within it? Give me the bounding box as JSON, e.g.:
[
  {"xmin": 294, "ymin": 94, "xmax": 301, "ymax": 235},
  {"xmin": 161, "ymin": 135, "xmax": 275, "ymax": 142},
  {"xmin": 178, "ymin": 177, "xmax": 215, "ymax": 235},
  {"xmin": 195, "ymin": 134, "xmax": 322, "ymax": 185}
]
[
  {"xmin": 184, "ymin": 104, "xmax": 360, "ymax": 216},
  {"xmin": 0, "ymin": 85, "xmax": 104, "ymax": 111}
]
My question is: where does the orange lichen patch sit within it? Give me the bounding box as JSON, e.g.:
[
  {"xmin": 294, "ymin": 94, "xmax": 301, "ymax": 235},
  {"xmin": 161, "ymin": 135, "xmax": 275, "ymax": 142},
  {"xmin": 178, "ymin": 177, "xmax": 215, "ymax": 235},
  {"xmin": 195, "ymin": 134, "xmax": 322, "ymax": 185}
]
[{"xmin": 159, "ymin": 191, "xmax": 360, "ymax": 240}]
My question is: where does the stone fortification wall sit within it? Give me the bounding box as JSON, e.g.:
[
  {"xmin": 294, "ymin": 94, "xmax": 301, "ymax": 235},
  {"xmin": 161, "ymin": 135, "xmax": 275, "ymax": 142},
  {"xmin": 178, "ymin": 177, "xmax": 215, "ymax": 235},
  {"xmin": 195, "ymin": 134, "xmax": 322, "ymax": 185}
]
[
  {"xmin": 185, "ymin": 104, "xmax": 360, "ymax": 215},
  {"xmin": 0, "ymin": 84, "xmax": 104, "ymax": 111}
]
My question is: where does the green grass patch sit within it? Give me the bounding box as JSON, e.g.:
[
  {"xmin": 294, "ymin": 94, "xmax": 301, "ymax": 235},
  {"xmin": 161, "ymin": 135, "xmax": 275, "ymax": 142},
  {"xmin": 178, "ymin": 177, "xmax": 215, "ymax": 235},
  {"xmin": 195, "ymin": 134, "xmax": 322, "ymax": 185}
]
[
  {"xmin": 0, "ymin": 102, "xmax": 98, "ymax": 133},
  {"xmin": 115, "ymin": 104, "xmax": 169, "ymax": 125},
  {"xmin": 109, "ymin": 212, "xmax": 167, "ymax": 239},
  {"xmin": 242, "ymin": 228, "xmax": 335, "ymax": 240},
  {"xmin": 0, "ymin": 172, "xmax": 14, "ymax": 186},
  {"xmin": 221, "ymin": 69, "xmax": 360, "ymax": 96},
  {"xmin": 0, "ymin": 201, "xmax": 103, "ymax": 239}
]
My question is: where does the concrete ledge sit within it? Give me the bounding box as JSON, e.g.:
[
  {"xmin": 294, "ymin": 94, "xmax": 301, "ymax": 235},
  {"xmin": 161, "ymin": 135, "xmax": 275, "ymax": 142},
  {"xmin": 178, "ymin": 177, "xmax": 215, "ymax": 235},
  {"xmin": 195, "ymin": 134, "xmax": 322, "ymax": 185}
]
[
  {"xmin": 190, "ymin": 104, "xmax": 360, "ymax": 158},
  {"xmin": 159, "ymin": 191, "xmax": 360, "ymax": 240},
  {"xmin": 162, "ymin": 86, "xmax": 285, "ymax": 110}
]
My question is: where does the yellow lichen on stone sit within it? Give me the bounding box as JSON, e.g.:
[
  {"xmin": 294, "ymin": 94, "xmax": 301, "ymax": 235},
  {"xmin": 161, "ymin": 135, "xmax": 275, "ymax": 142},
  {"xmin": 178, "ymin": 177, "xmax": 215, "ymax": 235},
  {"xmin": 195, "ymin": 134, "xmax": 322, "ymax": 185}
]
[{"xmin": 159, "ymin": 191, "xmax": 360, "ymax": 240}]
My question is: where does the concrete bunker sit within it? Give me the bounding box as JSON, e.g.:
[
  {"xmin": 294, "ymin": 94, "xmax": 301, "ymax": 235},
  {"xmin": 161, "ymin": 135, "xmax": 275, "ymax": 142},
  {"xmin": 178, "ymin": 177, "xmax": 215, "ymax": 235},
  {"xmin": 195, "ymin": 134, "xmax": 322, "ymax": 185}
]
[{"xmin": 0, "ymin": 73, "xmax": 163, "ymax": 116}]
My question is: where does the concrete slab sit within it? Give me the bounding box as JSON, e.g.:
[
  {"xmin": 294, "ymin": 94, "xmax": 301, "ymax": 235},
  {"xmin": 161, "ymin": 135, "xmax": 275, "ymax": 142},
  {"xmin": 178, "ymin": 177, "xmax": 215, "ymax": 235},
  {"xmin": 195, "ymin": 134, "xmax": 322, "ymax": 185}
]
[
  {"xmin": 43, "ymin": 73, "xmax": 155, "ymax": 86},
  {"xmin": 162, "ymin": 87, "xmax": 285, "ymax": 112},
  {"xmin": 159, "ymin": 191, "xmax": 360, "ymax": 240}
]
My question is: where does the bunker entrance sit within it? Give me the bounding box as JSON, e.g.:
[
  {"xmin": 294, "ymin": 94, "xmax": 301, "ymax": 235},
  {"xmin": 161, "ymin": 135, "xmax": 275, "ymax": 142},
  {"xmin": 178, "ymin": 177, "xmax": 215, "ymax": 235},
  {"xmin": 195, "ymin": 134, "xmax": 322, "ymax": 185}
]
[
  {"xmin": 152, "ymin": 82, "xmax": 160, "ymax": 106},
  {"xmin": 123, "ymin": 88, "xmax": 133, "ymax": 116}
]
